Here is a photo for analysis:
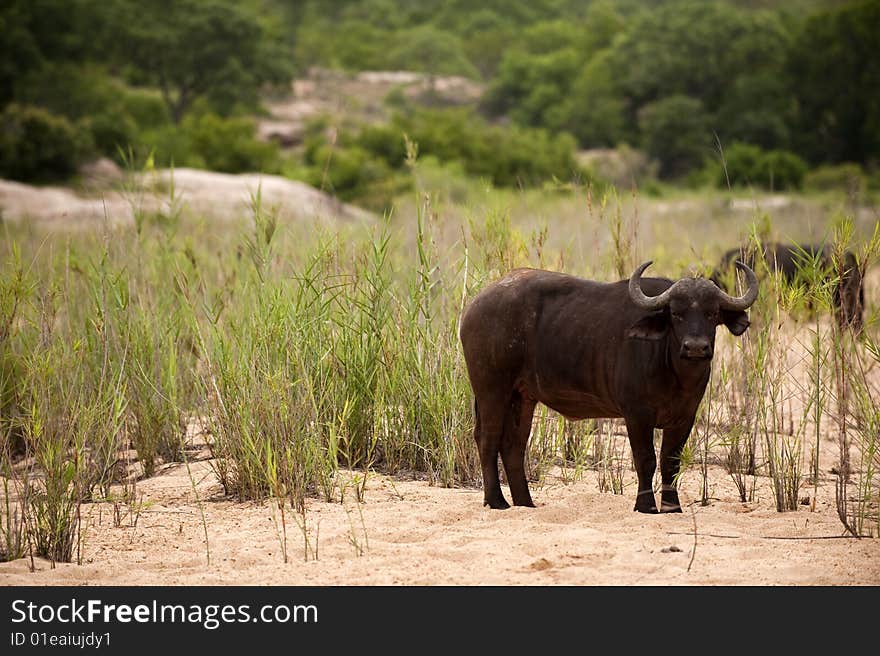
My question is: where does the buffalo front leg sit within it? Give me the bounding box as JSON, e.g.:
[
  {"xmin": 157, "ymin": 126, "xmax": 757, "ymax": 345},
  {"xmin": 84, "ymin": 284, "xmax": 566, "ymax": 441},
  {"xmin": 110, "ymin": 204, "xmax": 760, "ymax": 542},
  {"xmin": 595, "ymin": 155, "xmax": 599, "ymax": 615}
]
[
  {"xmin": 624, "ymin": 413, "xmax": 658, "ymax": 513},
  {"xmin": 500, "ymin": 393, "xmax": 537, "ymax": 507},
  {"xmin": 659, "ymin": 421, "xmax": 694, "ymax": 513},
  {"xmin": 473, "ymin": 395, "xmax": 511, "ymax": 509}
]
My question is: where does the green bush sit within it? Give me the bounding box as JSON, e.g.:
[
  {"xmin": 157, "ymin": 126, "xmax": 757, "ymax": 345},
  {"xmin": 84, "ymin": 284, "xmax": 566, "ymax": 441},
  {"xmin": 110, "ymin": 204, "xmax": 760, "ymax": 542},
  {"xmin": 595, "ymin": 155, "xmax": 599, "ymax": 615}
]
[
  {"xmin": 719, "ymin": 142, "xmax": 764, "ymax": 188},
  {"xmin": 392, "ymin": 108, "xmax": 583, "ymax": 187},
  {"xmin": 9, "ymin": 65, "xmax": 170, "ymax": 164},
  {"xmin": 140, "ymin": 124, "xmax": 199, "ymax": 169},
  {"xmin": 119, "ymin": 88, "xmax": 170, "ymax": 129},
  {"xmin": 185, "ymin": 113, "xmax": 279, "ymax": 174},
  {"xmin": 86, "ymin": 112, "xmax": 138, "ymax": 161},
  {"xmin": 719, "ymin": 142, "xmax": 806, "ymax": 190},
  {"xmin": 306, "ymin": 143, "xmax": 408, "ymax": 211},
  {"xmin": 472, "ymin": 124, "xmax": 580, "ymax": 187},
  {"xmin": 308, "ymin": 144, "xmax": 372, "ymax": 195},
  {"xmin": 355, "ymin": 124, "xmax": 408, "ymax": 168},
  {"xmin": 757, "ymin": 150, "xmax": 807, "ymax": 191},
  {"xmin": 0, "ymin": 104, "xmax": 92, "ymax": 182},
  {"xmin": 142, "ymin": 113, "xmax": 279, "ymax": 173},
  {"xmin": 392, "ymin": 109, "xmax": 477, "ymax": 164},
  {"xmin": 483, "ymin": 48, "xmax": 580, "ymax": 131},
  {"xmin": 386, "ymin": 25, "xmax": 479, "ymax": 79},
  {"xmin": 804, "ymin": 163, "xmax": 866, "ymax": 195},
  {"xmin": 301, "ymin": 109, "xmax": 584, "ymax": 209}
]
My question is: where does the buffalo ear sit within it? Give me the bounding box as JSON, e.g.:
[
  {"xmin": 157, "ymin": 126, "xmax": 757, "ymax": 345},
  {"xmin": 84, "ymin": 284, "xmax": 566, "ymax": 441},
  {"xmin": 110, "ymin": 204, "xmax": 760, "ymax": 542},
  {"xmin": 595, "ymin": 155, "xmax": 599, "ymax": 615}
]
[
  {"xmin": 721, "ymin": 309, "xmax": 750, "ymax": 336},
  {"xmin": 627, "ymin": 311, "xmax": 669, "ymax": 340}
]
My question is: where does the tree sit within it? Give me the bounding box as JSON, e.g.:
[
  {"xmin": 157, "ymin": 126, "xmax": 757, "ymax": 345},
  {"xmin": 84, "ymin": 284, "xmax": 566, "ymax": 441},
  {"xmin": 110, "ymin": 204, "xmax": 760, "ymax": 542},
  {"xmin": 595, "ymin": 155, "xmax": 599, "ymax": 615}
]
[
  {"xmin": 714, "ymin": 73, "xmax": 792, "ymax": 151},
  {"xmin": 789, "ymin": 0, "xmax": 880, "ymax": 164},
  {"xmin": 0, "ymin": 3, "xmax": 40, "ymax": 107},
  {"xmin": 712, "ymin": 8, "xmax": 794, "ymax": 150},
  {"xmin": 387, "ymin": 26, "xmax": 479, "ymax": 80},
  {"xmin": 639, "ymin": 95, "xmax": 712, "ymax": 178},
  {"xmin": 483, "ymin": 47, "xmax": 580, "ymax": 129},
  {"xmin": 0, "ymin": 0, "xmax": 120, "ymax": 107},
  {"xmin": 123, "ymin": 0, "xmax": 292, "ymax": 123},
  {"xmin": 562, "ymin": 49, "xmax": 629, "ymax": 148},
  {"xmin": 578, "ymin": 0, "xmax": 625, "ymax": 59},
  {"xmin": 458, "ymin": 10, "xmax": 516, "ymax": 79},
  {"xmin": 298, "ymin": 18, "xmax": 391, "ymax": 71},
  {"xmin": 608, "ymin": 1, "xmax": 792, "ymax": 125},
  {"xmin": 518, "ymin": 19, "xmax": 581, "ymax": 55}
]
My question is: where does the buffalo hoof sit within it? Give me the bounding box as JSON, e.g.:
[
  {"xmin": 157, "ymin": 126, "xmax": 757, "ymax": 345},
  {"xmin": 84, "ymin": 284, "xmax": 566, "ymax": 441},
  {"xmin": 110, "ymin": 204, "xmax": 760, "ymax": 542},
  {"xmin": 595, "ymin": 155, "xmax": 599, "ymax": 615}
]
[
  {"xmin": 634, "ymin": 490, "xmax": 658, "ymax": 513},
  {"xmin": 484, "ymin": 497, "xmax": 511, "ymax": 510},
  {"xmin": 660, "ymin": 486, "xmax": 681, "ymax": 512},
  {"xmin": 660, "ymin": 504, "xmax": 683, "ymax": 513}
]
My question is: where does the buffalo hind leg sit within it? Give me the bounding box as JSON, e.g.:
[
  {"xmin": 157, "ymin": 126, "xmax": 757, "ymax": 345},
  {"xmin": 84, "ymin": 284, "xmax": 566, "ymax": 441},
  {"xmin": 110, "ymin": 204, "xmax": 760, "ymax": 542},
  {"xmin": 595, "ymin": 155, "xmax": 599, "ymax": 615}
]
[
  {"xmin": 473, "ymin": 395, "xmax": 510, "ymax": 509},
  {"xmin": 659, "ymin": 421, "xmax": 694, "ymax": 513},
  {"xmin": 624, "ymin": 414, "xmax": 658, "ymax": 514},
  {"xmin": 500, "ymin": 393, "xmax": 537, "ymax": 507}
]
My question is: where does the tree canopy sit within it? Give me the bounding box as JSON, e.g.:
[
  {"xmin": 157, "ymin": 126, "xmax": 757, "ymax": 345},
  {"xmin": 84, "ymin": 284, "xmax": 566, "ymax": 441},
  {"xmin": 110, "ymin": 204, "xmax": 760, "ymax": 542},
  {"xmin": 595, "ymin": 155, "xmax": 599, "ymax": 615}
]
[
  {"xmin": 1, "ymin": 0, "xmax": 876, "ymax": 186},
  {"xmin": 121, "ymin": 0, "xmax": 292, "ymax": 123}
]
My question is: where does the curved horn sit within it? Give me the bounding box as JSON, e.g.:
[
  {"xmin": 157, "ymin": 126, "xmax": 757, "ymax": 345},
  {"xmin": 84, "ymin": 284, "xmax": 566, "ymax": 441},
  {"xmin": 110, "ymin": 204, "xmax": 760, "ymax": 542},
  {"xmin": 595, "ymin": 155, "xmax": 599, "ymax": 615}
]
[
  {"xmin": 716, "ymin": 261, "xmax": 759, "ymax": 311},
  {"xmin": 628, "ymin": 261, "xmax": 677, "ymax": 310}
]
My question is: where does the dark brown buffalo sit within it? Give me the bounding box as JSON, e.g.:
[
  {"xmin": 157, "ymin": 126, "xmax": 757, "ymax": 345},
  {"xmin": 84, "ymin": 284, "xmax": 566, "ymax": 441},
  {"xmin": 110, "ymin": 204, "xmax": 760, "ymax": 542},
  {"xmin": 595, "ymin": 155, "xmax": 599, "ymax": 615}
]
[
  {"xmin": 711, "ymin": 242, "xmax": 863, "ymax": 331},
  {"xmin": 459, "ymin": 261, "xmax": 758, "ymax": 513}
]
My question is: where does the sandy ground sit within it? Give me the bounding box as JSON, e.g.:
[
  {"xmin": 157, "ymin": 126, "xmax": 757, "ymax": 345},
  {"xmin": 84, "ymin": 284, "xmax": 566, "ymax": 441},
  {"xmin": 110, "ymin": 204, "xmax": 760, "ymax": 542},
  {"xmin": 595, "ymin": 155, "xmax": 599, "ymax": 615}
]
[{"xmin": 2, "ymin": 433, "xmax": 878, "ymax": 586}]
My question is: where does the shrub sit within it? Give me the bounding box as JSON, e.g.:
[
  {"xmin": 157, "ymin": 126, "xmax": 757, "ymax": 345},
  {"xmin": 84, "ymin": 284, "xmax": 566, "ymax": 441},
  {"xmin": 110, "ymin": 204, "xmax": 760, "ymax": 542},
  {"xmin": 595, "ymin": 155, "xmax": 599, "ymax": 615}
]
[
  {"xmin": 0, "ymin": 104, "xmax": 92, "ymax": 182},
  {"xmin": 301, "ymin": 109, "xmax": 584, "ymax": 209},
  {"xmin": 140, "ymin": 124, "xmax": 199, "ymax": 169},
  {"xmin": 757, "ymin": 150, "xmax": 807, "ymax": 190},
  {"xmin": 475, "ymin": 125, "xmax": 580, "ymax": 187},
  {"xmin": 719, "ymin": 142, "xmax": 807, "ymax": 190},
  {"xmin": 308, "ymin": 144, "xmax": 372, "ymax": 195},
  {"xmin": 119, "ymin": 89, "xmax": 171, "ymax": 130},
  {"xmin": 355, "ymin": 124, "xmax": 408, "ymax": 169},
  {"xmin": 719, "ymin": 142, "xmax": 764, "ymax": 188},
  {"xmin": 386, "ymin": 25, "xmax": 479, "ymax": 79},
  {"xmin": 86, "ymin": 112, "xmax": 139, "ymax": 161},
  {"xmin": 392, "ymin": 108, "xmax": 583, "ymax": 187},
  {"xmin": 306, "ymin": 143, "xmax": 407, "ymax": 211},
  {"xmin": 142, "ymin": 113, "xmax": 279, "ymax": 173},
  {"xmin": 185, "ymin": 113, "xmax": 280, "ymax": 174},
  {"xmin": 392, "ymin": 109, "xmax": 478, "ymax": 164},
  {"xmin": 804, "ymin": 163, "xmax": 867, "ymax": 195}
]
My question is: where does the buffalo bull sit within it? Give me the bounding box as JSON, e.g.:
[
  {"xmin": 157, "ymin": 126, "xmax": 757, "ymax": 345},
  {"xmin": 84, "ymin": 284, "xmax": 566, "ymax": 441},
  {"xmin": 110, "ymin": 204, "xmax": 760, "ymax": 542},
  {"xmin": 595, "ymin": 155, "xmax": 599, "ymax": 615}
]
[
  {"xmin": 459, "ymin": 261, "xmax": 758, "ymax": 513},
  {"xmin": 711, "ymin": 242, "xmax": 863, "ymax": 331}
]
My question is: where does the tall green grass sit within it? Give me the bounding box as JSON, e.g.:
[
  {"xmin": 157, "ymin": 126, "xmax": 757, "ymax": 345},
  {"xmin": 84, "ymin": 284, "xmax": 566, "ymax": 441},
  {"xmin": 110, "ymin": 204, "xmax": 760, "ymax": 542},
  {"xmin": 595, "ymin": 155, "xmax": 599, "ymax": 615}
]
[
  {"xmin": 1, "ymin": 179, "xmax": 878, "ymax": 567},
  {"xmin": 831, "ymin": 220, "xmax": 880, "ymax": 536}
]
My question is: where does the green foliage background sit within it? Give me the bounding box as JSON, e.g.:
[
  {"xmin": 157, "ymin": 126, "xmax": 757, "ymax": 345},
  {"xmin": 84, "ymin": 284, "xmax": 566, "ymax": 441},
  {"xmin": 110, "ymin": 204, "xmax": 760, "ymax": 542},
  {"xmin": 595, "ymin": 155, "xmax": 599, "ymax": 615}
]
[{"xmin": 1, "ymin": 0, "xmax": 878, "ymax": 196}]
